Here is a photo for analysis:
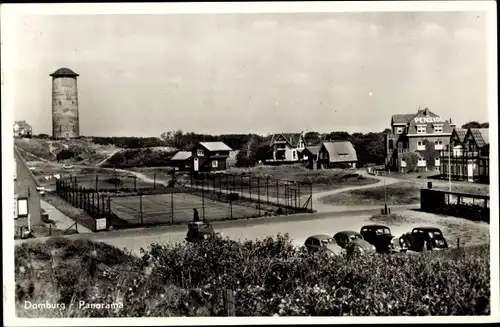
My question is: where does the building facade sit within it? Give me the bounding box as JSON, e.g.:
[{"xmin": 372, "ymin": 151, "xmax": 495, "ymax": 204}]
[
  {"xmin": 316, "ymin": 141, "xmax": 358, "ymax": 169},
  {"xmin": 13, "ymin": 121, "xmax": 33, "ymax": 138},
  {"xmin": 51, "ymin": 67, "xmax": 80, "ymax": 139},
  {"xmin": 266, "ymin": 133, "xmax": 306, "ymax": 164},
  {"xmin": 440, "ymin": 128, "xmax": 489, "ymax": 183},
  {"xmin": 191, "ymin": 141, "xmax": 233, "ymax": 172},
  {"xmin": 385, "ymin": 108, "xmax": 455, "ymax": 172},
  {"xmin": 169, "ymin": 151, "xmax": 193, "ymax": 171},
  {"xmin": 14, "ymin": 148, "xmax": 42, "ymax": 236},
  {"xmin": 302, "ymin": 146, "xmax": 321, "ymax": 169}
]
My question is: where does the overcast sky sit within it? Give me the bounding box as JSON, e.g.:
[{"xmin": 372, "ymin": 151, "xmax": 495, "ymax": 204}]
[{"xmin": 11, "ymin": 10, "xmax": 490, "ymax": 137}]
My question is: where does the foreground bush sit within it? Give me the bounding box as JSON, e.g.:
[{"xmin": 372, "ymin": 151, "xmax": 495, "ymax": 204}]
[{"xmin": 15, "ymin": 235, "xmax": 490, "ymax": 317}]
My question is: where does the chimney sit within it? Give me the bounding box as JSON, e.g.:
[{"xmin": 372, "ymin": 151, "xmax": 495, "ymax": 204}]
[{"xmin": 449, "ymin": 118, "xmax": 456, "ymax": 129}]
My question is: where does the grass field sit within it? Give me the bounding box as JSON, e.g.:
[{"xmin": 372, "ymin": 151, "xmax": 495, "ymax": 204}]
[
  {"xmin": 226, "ymin": 165, "xmax": 379, "ymax": 192},
  {"xmin": 110, "ymin": 192, "xmax": 268, "ymax": 226},
  {"xmin": 320, "ymin": 180, "xmax": 490, "ymax": 206}
]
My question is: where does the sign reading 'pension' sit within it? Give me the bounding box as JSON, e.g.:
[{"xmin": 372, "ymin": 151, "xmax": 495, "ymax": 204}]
[{"xmin": 414, "ymin": 116, "xmax": 445, "ymax": 124}]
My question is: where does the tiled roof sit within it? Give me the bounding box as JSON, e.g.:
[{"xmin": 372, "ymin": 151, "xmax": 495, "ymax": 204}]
[
  {"xmin": 322, "ymin": 141, "xmax": 358, "ymax": 163},
  {"xmin": 269, "ymin": 133, "xmax": 303, "ymax": 146},
  {"xmin": 391, "ymin": 114, "xmax": 416, "ymax": 125},
  {"xmin": 199, "ymin": 141, "xmax": 233, "ymax": 152},
  {"xmin": 470, "ymin": 128, "xmax": 489, "ymax": 147},
  {"xmin": 170, "ymin": 151, "xmax": 192, "ymax": 161},
  {"xmin": 50, "ymin": 67, "xmax": 79, "ymax": 77},
  {"xmin": 453, "ymin": 128, "xmax": 468, "ymax": 143}
]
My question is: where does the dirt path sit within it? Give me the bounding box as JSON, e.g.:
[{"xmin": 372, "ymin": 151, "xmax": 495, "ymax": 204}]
[
  {"xmin": 311, "ymin": 169, "xmax": 401, "ymax": 212},
  {"xmin": 96, "ymin": 149, "xmax": 122, "ymax": 167}
]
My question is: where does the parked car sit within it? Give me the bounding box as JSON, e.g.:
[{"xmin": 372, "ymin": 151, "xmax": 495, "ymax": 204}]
[
  {"xmin": 185, "ymin": 221, "xmax": 222, "ymax": 243},
  {"xmin": 399, "ymin": 227, "xmax": 449, "ymax": 252},
  {"xmin": 304, "ymin": 234, "xmax": 344, "ymax": 256},
  {"xmin": 360, "ymin": 224, "xmax": 400, "ymax": 253},
  {"xmin": 333, "ymin": 231, "xmax": 376, "ymax": 254}
]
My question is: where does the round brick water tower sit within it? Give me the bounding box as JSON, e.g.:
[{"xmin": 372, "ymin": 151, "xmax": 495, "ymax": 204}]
[{"xmin": 50, "ymin": 67, "xmax": 80, "ymax": 139}]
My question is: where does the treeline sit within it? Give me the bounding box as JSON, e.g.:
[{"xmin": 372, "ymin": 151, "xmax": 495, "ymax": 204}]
[
  {"xmin": 461, "ymin": 122, "xmax": 489, "ymax": 129},
  {"xmin": 91, "ymin": 137, "xmax": 168, "ymax": 148},
  {"xmin": 160, "ymin": 130, "xmax": 266, "ymax": 151}
]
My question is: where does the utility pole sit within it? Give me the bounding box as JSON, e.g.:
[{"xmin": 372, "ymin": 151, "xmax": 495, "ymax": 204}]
[{"xmin": 384, "ymin": 177, "xmax": 388, "ymax": 215}]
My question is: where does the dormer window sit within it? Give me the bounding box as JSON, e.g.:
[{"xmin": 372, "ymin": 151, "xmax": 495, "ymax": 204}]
[
  {"xmin": 416, "ymin": 125, "xmax": 426, "ymax": 134},
  {"xmin": 433, "ymin": 124, "xmax": 443, "ymax": 133},
  {"xmin": 197, "ymin": 149, "xmax": 204, "ymax": 157},
  {"xmin": 396, "ymin": 127, "xmax": 403, "ymax": 134}
]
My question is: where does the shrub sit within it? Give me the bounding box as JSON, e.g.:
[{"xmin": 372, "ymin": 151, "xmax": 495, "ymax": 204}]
[{"xmin": 15, "ymin": 236, "xmax": 490, "ymax": 317}]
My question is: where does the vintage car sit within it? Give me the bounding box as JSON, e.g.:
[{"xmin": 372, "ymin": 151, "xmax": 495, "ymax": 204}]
[
  {"xmin": 185, "ymin": 221, "xmax": 222, "ymax": 243},
  {"xmin": 360, "ymin": 224, "xmax": 401, "ymax": 253},
  {"xmin": 304, "ymin": 234, "xmax": 344, "ymax": 256},
  {"xmin": 333, "ymin": 231, "xmax": 376, "ymax": 255},
  {"xmin": 399, "ymin": 227, "xmax": 449, "ymax": 252}
]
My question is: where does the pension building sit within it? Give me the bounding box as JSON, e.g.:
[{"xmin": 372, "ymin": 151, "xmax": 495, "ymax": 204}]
[{"xmin": 385, "ymin": 108, "xmax": 455, "ymax": 172}]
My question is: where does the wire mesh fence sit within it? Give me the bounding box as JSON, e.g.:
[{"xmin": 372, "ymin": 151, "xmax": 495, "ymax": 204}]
[
  {"xmin": 187, "ymin": 172, "xmax": 313, "ymax": 211},
  {"xmin": 55, "ymin": 171, "xmax": 314, "ymax": 231}
]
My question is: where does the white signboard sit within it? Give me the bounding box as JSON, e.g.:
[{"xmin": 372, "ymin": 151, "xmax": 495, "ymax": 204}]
[
  {"xmin": 414, "ymin": 117, "xmax": 445, "ymax": 124},
  {"xmin": 18, "ymin": 199, "xmax": 28, "ymax": 216},
  {"xmin": 96, "ymin": 218, "xmax": 107, "ymax": 231}
]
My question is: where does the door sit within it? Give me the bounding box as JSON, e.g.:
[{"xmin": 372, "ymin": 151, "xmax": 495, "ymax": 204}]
[
  {"xmin": 467, "ymin": 163, "xmax": 474, "ymax": 182},
  {"xmin": 194, "ymin": 158, "xmax": 199, "ymax": 172}
]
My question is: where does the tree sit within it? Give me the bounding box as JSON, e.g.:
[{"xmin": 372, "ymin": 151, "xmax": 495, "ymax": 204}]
[
  {"xmin": 235, "ymin": 151, "xmax": 253, "ymax": 167},
  {"xmin": 420, "ymin": 140, "xmax": 438, "ymax": 167},
  {"xmin": 304, "ymin": 131, "xmax": 321, "ymax": 145},
  {"xmin": 402, "ymin": 152, "xmax": 420, "ymax": 173},
  {"xmin": 462, "ymin": 121, "xmax": 488, "ymax": 129},
  {"xmin": 56, "ymin": 149, "xmax": 77, "ymax": 162}
]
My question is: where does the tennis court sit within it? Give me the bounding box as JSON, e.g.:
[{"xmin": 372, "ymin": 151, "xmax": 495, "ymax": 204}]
[{"xmin": 110, "ymin": 192, "xmax": 268, "ymax": 225}]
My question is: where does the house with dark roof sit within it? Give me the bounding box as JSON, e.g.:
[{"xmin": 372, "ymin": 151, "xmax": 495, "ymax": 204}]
[
  {"xmin": 14, "ymin": 148, "xmax": 42, "ymax": 237},
  {"xmin": 440, "ymin": 128, "xmax": 490, "ymax": 183},
  {"xmin": 168, "ymin": 151, "xmax": 193, "ymax": 171},
  {"xmin": 266, "ymin": 133, "xmax": 306, "ymax": 164},
  {"xmin": 384, "ymin": 107, "xmax": 455, "ymax": 172},
  {"xmin": 316, "ymin": 141, "xmax": 358, "ymax": 169},
  {"xmin": 13, "ymin": 121, "xmax": 33, "ymax": 138},
  {"xmin": 191, "ymin": 141, "xmax": 233, "ymax": 172}
]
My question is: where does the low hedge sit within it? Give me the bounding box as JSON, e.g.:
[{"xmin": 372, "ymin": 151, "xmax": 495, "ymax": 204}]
[{"xmin": 15, "ymin": 234, "xmax": 490, "ymax": 317}]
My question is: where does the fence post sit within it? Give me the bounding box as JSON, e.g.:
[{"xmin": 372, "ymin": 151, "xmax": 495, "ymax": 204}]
[
  {"xmin": 140, "ymin": 194, "xmax": 143, "ymax": 225},
  {"xmin": 310, "ymin": 182, "xmax": 313, "ymax": 211},
  {"xmin": 457, "ymin": 237, "xmax": 460, "ymax": 249},
  {"xmin": 153, "ymin": 172, "xmax": 156, "ymax": 189},
  {"xmin": 233, "ymin": 175, "xmax": 236, "ymax": 193},
  {"xmin": 249, "ymin": 176, "xmax": 252, "ymax": 200},
  {"xmin": 257, "ymin": 177, "xmax": 261, "ymax": 216},
  {"xmin": 134, "ymin": 176, "xmax": 137, "ymax": 192},
  {"xmin": 97, "ymin": 193, "xmax": 101, "ymax": 216},
  {"xmin": 95, "ymin": 175, "xmax": 99, "ymax": 192},
  {"xmin": 202, "ymin": 180, "xmax": 206, "ymax": 220},
  {"xmin": 276, "ymin": 180, "xmax": 279, "ymax": 207},
  {"xmin": 298, "ymin": 182, "xmax": 301, "ymax": 208},
  {"xmin": 171, "ymin": 192, "xmax": 174, "ymax": 224},
  {"xmin": 101, "ymin": 195, "xmax": 105, "ymax": 217},
  {"xmin": 266, "ymin": 177, "xmax": 269, "ymax": 205},
  {"xmin": 79, "ymin": 186, "xmax": 83, "ymax": 208},
  {"xmin": 223, "ymin": 289, "xmax": 236, "ymax": 317}
]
